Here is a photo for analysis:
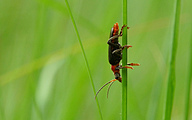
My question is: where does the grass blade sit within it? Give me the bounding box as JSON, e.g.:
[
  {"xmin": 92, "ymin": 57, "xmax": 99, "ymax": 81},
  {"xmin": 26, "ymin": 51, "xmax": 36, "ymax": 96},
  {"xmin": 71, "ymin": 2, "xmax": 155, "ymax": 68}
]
[
  {"xmin": 64, "ymin": 0, "xmax": 103, "ymax": 119},
  {"xmin": 184, "ymin": 24, "xmax": 192, "ymax": 120},
  {"xmin": 164, "ymin": 0, "xmax": 181, "ymax": 119},
  {"xmin": 122, "ymin": 0, "xmax": 128, "ymax": 119}
]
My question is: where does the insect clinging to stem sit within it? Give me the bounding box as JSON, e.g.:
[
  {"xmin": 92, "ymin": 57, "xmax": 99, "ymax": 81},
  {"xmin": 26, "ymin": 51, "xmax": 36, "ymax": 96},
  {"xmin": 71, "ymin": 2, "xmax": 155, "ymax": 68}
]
[{"xmin": 95, "ymin": 23, "xmax": 140, "ymax": 99}]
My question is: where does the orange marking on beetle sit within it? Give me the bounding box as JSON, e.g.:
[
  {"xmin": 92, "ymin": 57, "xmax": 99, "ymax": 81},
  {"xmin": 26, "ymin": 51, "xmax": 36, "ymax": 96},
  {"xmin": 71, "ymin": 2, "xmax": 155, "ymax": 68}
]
[{"xmin": 111, "ymin": 64, "xmax": 120, "ymax": 74}]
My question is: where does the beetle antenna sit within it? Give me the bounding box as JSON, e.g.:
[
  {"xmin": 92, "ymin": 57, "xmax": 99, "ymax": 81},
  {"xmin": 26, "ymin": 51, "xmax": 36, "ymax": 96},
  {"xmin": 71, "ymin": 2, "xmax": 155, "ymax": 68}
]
[
  {"xmin": 107, "ymin": 80, "xmax": 117, "ymax": 98},
  {"xmin": 95, "ymin": 79, "xmax": 117, "ymax": 99}
]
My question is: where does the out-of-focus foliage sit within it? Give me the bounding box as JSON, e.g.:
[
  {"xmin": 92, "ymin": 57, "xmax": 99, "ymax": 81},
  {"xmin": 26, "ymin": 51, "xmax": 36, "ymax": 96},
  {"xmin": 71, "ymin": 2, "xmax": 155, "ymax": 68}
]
[{"xmin": 0, "ymin": 0, "xmax": 191, "ymax": 120}]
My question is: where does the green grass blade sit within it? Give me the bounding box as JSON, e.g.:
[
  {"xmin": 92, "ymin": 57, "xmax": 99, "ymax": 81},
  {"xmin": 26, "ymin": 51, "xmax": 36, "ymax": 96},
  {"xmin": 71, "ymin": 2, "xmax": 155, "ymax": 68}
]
[
  {"xmin": 122, "ymin": 0, "xmax": 128, "ymax": 119},
  {"xmin": 184, "ymin": 24, "xmax": 192, "ymax": 120},
  {"xmin": 64, "ymin": 0, "xmax": 103, "ymax": 120},
  {"xmin": 164, "ymin": 0, "xmax": 181, "ymax": 119}
]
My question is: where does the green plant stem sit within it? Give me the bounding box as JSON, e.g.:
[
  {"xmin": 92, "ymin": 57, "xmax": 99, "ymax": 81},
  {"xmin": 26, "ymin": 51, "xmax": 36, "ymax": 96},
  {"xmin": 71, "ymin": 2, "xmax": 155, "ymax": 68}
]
[
  {"xmin": 164, "ymin": 0, "xmax": 181, "ymax": 119},
  {"xmin": 122, "ymin": 0, "xmax": 127, "ymax": 119},
  {"xmin": 184, "ymin": 24, "xmax": 192, "ymax": 120},
  {"xmin": 65, "ymin": 0, "xmax": 103, "ymax": 120}
]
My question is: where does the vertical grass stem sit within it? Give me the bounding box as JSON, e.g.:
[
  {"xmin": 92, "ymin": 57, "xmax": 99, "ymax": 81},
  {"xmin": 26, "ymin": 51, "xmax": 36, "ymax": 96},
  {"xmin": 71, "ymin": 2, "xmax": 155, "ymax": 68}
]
[
  {"xmin": 65, "ymin": 0, "xmax": 103, "ymax": 119},
  {"xmin": 184, "ymin": 23, "xmax": 192, "ymax": 120},
  {"xmin": 164, "ymin": 0, "xmax": 181, "ymax": 119},
  {"xmin": 122, "ymin": 0, "xmax": 128, "ymax": 119}
]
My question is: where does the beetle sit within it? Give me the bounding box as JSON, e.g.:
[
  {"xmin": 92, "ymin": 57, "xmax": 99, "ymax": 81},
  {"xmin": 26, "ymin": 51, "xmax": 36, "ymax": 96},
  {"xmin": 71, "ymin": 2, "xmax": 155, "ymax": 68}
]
[{"xmin": 95, "ymin": 23, "xmax": 139, "ymax": 99}]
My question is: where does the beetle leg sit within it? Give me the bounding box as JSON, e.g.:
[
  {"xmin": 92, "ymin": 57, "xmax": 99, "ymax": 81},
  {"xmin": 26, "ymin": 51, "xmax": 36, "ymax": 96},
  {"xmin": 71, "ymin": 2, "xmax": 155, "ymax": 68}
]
[
  {"xmin": 116, "ymin": 63, "xmax": 140, "ymax": 70},
  {"xmin": 111, "ymin": 45, "xmax": 132, "ymax": 54},
  {"xmin": 119, "ymin": 25, "xmax": 130, "ymax": 36},
  {"xmin": 121, "ymin": 66, "xmax": 134, "ymax": 70},
  {"xmin": 107, "ymin": 36, "xmax": 121, "ymax": 47},
  {"xmin": 127, "ymin": 63, "xmax": 140, "ymax": 66},
  {"xmin": 112, "ymin": 49, "xmax": 122, "ymax": 54},
  {"xmin": 115, "ymin": 65, "xmax": 133, "ymax": 70},
  {"xmin": 112, "ymin": 45, "xmax": 132, "ymax": 54},
  {"xmin": 108, "ymin": 25, "xmax": 129, "ymax": 43},
  {"xmin": 108, "ymin": 35, "xmax": 121, "ymax": 42},
  {"xmin": 119, "ymin": 25, "xmax": 127, "ymax": 35},
  {"xmin": 122, "ymin": 45, "xmax": 132, "ymax": 50}
]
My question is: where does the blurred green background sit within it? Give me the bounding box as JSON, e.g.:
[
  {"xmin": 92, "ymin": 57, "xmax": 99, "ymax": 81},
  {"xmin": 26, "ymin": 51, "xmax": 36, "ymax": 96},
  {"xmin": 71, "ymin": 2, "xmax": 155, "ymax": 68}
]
[{"xmin": 0, "ymin": 0, "xmax": 192, "ymax": 120}]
